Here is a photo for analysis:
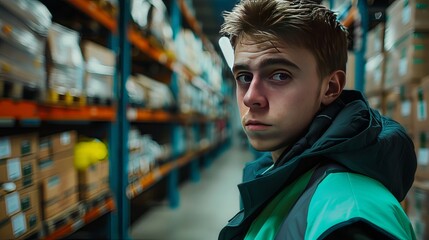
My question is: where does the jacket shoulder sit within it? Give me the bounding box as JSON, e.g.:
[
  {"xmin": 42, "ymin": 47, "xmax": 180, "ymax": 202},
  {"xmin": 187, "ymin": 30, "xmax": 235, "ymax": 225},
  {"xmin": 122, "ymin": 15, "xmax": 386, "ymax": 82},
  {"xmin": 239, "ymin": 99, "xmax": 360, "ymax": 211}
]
[{"xmin": 306, "ymin": 172, "xmax": 415, "ymax": 240}]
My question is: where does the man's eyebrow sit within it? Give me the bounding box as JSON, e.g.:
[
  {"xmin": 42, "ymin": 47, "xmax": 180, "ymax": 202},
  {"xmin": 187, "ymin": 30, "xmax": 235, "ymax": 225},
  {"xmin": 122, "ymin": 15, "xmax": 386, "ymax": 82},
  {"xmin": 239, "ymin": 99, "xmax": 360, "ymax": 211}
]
[{"xmin": 232, "ymin": 58, "xmax": 301, "ymax": 73}]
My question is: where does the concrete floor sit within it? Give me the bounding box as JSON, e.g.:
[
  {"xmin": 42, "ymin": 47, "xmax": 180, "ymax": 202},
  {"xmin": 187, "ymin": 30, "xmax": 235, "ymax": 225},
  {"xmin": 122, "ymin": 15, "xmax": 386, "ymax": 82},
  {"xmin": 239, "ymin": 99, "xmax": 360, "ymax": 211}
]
[{"xmin": 130, "ymin": 143, "xmax": 253, "ymax": 240}]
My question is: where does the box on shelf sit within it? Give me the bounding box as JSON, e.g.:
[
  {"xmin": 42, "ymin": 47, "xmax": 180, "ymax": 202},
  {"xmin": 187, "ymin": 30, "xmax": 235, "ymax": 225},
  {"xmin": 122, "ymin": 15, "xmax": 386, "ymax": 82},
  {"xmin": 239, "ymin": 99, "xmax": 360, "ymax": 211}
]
[
  {"xmin": 79, "ymin": 159, "xmax": 110, "ymax": 201},
  {"xmin": 81, "ymin": 40, "xmax": 115, "ymax": 105},
  {"xmin": 384, "ymin": 32, "xmax": 429, "ymax": 89},
  {"xmin": 414, "ymin": 77, "xmax": 429, "ymax": 132},
  {"xmin": 41, "ymin": 168, "xmax": 78, "ymax": 219},
  {"xmin": 414, "ymin": 130, "xmax": 429, "ymax": 180},
  {"xmin": 366, "ymin": 23, "xmax": 385, "ymax": 59},
  {"xmin": 384, "ymin": 84, "xmax": 417, "ymax": 133},
  {"xmin": 46, "ymin": 23, "xmax": 85, "ymax": 105},
  {"xmin": 385, "ymin": 0, "xmax": 429, "ymax": 49},
  {"xmin": 0, "ymin": 133, "xmax": 38, "ymax": 160},
  {"xmin": 365, "ymin": 53, "xmax": 385, "ymax": 96},
  {"xmin": 0, "ymin": 154, "xmax": 37, "ymax": 189},
  {"xmin": 50, "ymin": 131, "xmax": 77, "ymax": 154},
  {"xmin": 0, "ymin": 190, "xmax": 21, "ymax": 221}
]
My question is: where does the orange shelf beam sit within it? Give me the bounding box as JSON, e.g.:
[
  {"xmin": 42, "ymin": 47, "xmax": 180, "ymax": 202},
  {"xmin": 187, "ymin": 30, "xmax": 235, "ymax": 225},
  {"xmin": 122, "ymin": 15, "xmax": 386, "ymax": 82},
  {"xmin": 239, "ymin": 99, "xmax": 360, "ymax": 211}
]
[
  {"xmin": 0, "ymin": 100, "xmax": 116, "ymax": 122},
  {"xmin": 42, "ymin": 198, "xmax": 115, "ymax": 240},
  {"xmin": 0, "ymin": 100, "xmax": 39, "ymax": 119},
  {"xmin": 127, "ymin": 108, "xmax": 177, "ymax": 122},
  {"xmin": 38, "ymin": 105, "xmax": 116, "ymax": 121},
  {"xmin": 67, "ymin": 0, "xmax": 117, "ymax": 32}
]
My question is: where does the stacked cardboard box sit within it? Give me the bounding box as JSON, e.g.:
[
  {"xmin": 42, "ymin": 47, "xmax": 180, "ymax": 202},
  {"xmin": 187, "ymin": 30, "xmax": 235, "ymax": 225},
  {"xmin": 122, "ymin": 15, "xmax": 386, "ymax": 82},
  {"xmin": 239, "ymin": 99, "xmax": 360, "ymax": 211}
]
[
  {"xmin": 78, "ymin": 159, "xmax": 109, "ymax": 201},
  {"xmin": 413, "ymin": 77, "xmax": 429, "ymax": 181},
  {"xmin": 46, "ymin": 23, "xmax": 85, "ymax": 105},
  {"xmin": 384, "ymin": 0, "xmax": 429, "ymax": 89},
  {"xmin": 0, "ymin": 133, "xmax": 41, "ymax": 239},
  {"xmin": 37, "ymin": 131, "xmax": 78, "ymax": 220},
  {"xmin": 365, "ymin": 23, "xmax": 386, "ymax": 96},
  {"xmin": 81, "ymin": 41, "xmax": 115, "ymax": 106}
]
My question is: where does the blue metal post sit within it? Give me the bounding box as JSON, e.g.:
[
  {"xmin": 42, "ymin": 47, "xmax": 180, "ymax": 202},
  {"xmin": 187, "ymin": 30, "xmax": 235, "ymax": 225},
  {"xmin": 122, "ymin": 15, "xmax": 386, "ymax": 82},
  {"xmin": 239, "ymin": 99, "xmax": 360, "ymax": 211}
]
[
  {"xmin": 355, "ymin": 0, "xmax": 368, "ymax": 92},
  {"xmin": 116, "ymin": 0, "xmax": 131, "ymax": 238},
  {"xmin": 168, "ymin": 0, "xmax": 182, "ymax": 209},
  {"xmin": 107, "ymin": 31, "xmax": 119, "ymax": 240},
  {"xmin": 190, "ymin": 123, "xmax": 200, "ymax": 182}
]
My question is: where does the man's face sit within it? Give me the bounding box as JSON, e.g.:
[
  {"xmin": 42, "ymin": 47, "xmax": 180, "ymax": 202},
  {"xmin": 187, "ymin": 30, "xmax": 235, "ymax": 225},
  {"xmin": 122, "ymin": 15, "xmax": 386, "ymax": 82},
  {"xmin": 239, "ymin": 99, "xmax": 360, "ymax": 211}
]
[{"xmin": 233, "ymin": 36, "xmax": 329, "ymax": 159}]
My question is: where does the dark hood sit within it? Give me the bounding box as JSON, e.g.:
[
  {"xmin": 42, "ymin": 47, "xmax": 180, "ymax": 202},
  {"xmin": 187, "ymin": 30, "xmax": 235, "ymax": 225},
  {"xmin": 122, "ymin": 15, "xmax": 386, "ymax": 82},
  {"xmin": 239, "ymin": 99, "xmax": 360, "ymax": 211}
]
[{"xmin": 220, "ymin": 90, "xmax": 417, "ymax": 239}]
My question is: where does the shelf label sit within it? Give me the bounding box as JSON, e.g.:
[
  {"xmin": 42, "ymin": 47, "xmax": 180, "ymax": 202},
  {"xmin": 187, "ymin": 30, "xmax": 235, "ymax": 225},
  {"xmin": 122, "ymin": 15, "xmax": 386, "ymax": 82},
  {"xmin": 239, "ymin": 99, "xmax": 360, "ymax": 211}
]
[
  {"xmin": 5, "ymin": 192, "xmax": 21, "ymax": 216},
  {"xmin": 0, "ymin": 137, "xmax": 11, "ymax": 159},
  {"xmin": 60, "ymin": 132, "xmax": 71, "ymax": 146},
  {"xmin": 11, "ymin": 213, "xmax": 27, "ymax": 237},
  {"xmin": 401, "ymin": 100, "xmax": 411, "ymax": 117},
  {"xmin": 418, "ymin": 101, "xmax": 427, "ymax": 121},
  {"xmin": 402, "ymin": 5, "xmax": 411, "ymax": 25},
  {"xmin": 419, "ymin": 148, "xmax": 429, "ymax": 166},
  {"xmin": 7, "ymin": 158, "xmax": 22, "ymax": 181}
]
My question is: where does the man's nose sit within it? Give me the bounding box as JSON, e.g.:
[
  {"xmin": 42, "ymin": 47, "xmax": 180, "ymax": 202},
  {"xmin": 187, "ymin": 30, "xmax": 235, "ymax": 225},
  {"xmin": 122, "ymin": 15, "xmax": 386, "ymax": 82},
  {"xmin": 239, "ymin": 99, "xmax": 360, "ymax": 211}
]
[{"xmin": 243, "ymin": 79, "xmax": 268, "ymax": 109}]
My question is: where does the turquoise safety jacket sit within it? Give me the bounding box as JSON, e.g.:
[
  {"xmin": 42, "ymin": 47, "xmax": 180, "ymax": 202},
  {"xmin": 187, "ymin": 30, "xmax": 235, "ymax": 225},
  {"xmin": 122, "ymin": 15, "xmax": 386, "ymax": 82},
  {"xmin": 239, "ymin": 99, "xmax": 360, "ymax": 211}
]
[{"xmin": 219, "ymin": 90, "xmax": 417, "ymax": 239}]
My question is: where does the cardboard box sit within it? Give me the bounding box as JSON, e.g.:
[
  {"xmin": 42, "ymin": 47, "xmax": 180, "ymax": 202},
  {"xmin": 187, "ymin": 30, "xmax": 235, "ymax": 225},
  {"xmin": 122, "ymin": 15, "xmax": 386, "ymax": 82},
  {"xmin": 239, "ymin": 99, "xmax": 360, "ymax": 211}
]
[
  {"xmin": 78, "ymin": 163, "xmax": 100, "ymax": 200},
  {"xmin": 99, "ymin": 159, "xmax": 109, "ymax": 192},
  {"xmin": 0, "ymin": 212, "xmax": 28, "ymax": 239},
  {"xmin": 38, "ymin": 137, "xmax": 50, "ymax": 159},
  {"xmin": 41, "ymin": 168, "xmax": 78, "ymax": 219},
  {"xmin": 0, "ymin": 208, "xmax": 41, "ymax": 240},
  {"xmin": 365, "ymin": 53, "xmax": 385, "ymax": 96},
  {"xmin": 414, "ymin": 77, "xmax": 429, "ymax": 132},
  {"xmin": 0, "ymin": 157, "xmax": 22, "ymax": 182},
  {"xmin": 385, "ymin": 0, "xmax": 429, "ymax": 50},
  {"xmin": 50, "ymin": 131, "xmax": 77, "ymax": 154},
  {"xmin": 0, "ymin": 190, "xmax": 21, "ymax": 221},
  {"xmin": 0, "ymin": 154, "xmax": 37, "ymax": 189},
  {"xmin": 37, "ymin": 155, "xmax": 74, "ymax": 180},
  {"xmin": 384, "ymin": 32, "xmax": 429, "ymax": 89},
  {"xmin": 19, "ymin": 208, "xmax": 41, "ymax": 240},
  {"xmin": 414, "ymin": 130, "xmax": 429, "ymax": 180},
  {"xmin": 18, "ymin": 185, "xmax": 39, "ymax": 213},
  {"xmin": 46, "ymin": 23, "xmax": 84, "ymax": 101},
  {"xmin": 384, "ymin": 84, "xmax": 417, "ymax": 132},
  {"xmin": 81, "ymin": 41, "xmax": 115, "ymax": 102},
  {"xmin": 0, "ymin": 133, "xmax": 38, "ymax": 159},
  {"xmin": 366, "ymin": 23, "xmax": 385, "ymax": 59}
]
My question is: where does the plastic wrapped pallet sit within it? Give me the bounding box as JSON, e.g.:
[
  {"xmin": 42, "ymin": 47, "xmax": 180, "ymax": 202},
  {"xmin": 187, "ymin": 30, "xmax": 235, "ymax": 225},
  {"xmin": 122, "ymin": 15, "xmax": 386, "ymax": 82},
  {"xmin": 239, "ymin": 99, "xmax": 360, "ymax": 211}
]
[
  {"xmin": 46, "ymin": 23, "xmax": 85, "ymax": 105},
  {"xmin": 81, "ymin": 41, "xmax": 115, "ymax": 105},
  {"xmin": 0, "ymin": 1, "xmax": 51, "ymax": 100}
]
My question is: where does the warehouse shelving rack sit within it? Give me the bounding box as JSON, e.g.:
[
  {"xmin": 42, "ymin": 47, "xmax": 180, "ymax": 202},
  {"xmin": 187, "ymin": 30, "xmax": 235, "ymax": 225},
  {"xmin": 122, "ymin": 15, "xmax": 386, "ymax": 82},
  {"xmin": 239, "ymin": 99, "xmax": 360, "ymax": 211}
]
[{"xmin": 0, "ymin": 0, "xmax": 231, "ymax": 239}]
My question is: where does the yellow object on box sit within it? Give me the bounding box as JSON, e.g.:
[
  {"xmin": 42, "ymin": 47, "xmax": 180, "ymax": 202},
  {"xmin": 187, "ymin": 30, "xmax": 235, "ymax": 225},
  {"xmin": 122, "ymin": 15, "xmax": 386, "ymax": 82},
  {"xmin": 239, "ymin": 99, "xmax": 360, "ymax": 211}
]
[{"xmin": 74, "ymin": 140, "xmax": 108, "ymax": 170}]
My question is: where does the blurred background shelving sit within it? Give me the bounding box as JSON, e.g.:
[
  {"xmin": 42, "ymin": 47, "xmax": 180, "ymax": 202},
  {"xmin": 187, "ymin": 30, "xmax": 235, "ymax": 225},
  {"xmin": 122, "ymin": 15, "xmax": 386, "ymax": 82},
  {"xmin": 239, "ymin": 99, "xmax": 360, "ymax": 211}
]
[{"xmin": 2, "ymin": 0, "xmax": 429, "ymax": 239}]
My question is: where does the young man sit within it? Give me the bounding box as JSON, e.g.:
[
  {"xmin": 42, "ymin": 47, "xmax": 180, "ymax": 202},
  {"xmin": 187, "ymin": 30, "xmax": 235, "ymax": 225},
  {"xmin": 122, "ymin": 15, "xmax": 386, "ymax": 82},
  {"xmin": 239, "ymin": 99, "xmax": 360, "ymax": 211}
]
[{"xmin": 219, "ymin": 0, "xmax": 417, "ymax": 239}]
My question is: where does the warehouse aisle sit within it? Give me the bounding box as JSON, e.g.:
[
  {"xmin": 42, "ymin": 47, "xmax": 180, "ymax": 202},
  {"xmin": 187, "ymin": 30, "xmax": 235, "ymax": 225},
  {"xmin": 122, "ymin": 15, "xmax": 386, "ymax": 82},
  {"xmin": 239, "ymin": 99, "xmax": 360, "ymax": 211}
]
[{"xmin": 130, "ymin": 143, "xmax": 254, "ymax": 240}]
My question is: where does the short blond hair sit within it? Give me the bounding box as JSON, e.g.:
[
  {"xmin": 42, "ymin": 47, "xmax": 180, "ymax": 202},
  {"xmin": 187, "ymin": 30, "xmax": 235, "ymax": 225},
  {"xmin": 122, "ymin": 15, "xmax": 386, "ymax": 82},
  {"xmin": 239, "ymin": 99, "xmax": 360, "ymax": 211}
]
[{"xmin": 220, "ymin": 0, "xmax": 349, "ymax": 78}]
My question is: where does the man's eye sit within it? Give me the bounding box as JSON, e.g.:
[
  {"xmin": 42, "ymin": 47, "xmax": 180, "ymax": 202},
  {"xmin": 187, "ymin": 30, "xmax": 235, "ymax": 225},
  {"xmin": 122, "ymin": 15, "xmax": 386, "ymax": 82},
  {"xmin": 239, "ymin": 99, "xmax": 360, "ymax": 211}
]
[
  {"xmin": 271, "ymin": 72, "xmax": 291, "ymax": 81},
  {"xmin": 236, "ymin": 74, "xmax": 252, "ymax": 84}
]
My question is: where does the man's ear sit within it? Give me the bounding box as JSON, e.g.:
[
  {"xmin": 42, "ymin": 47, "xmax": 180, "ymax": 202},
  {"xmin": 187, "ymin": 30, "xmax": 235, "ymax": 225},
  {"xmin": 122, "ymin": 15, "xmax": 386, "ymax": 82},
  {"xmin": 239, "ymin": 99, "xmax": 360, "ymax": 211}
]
[{"xmin": 321, "ymin": 70, "xmax": 346, "ymax": 106}]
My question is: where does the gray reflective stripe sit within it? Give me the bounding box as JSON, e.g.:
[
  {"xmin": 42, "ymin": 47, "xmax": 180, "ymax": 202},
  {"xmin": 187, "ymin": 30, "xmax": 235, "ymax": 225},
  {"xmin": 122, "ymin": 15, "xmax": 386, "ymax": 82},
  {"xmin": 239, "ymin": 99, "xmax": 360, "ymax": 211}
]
[{"xmin": 275, "ymin": 163, "xmax": 348, "ymax": 240}]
